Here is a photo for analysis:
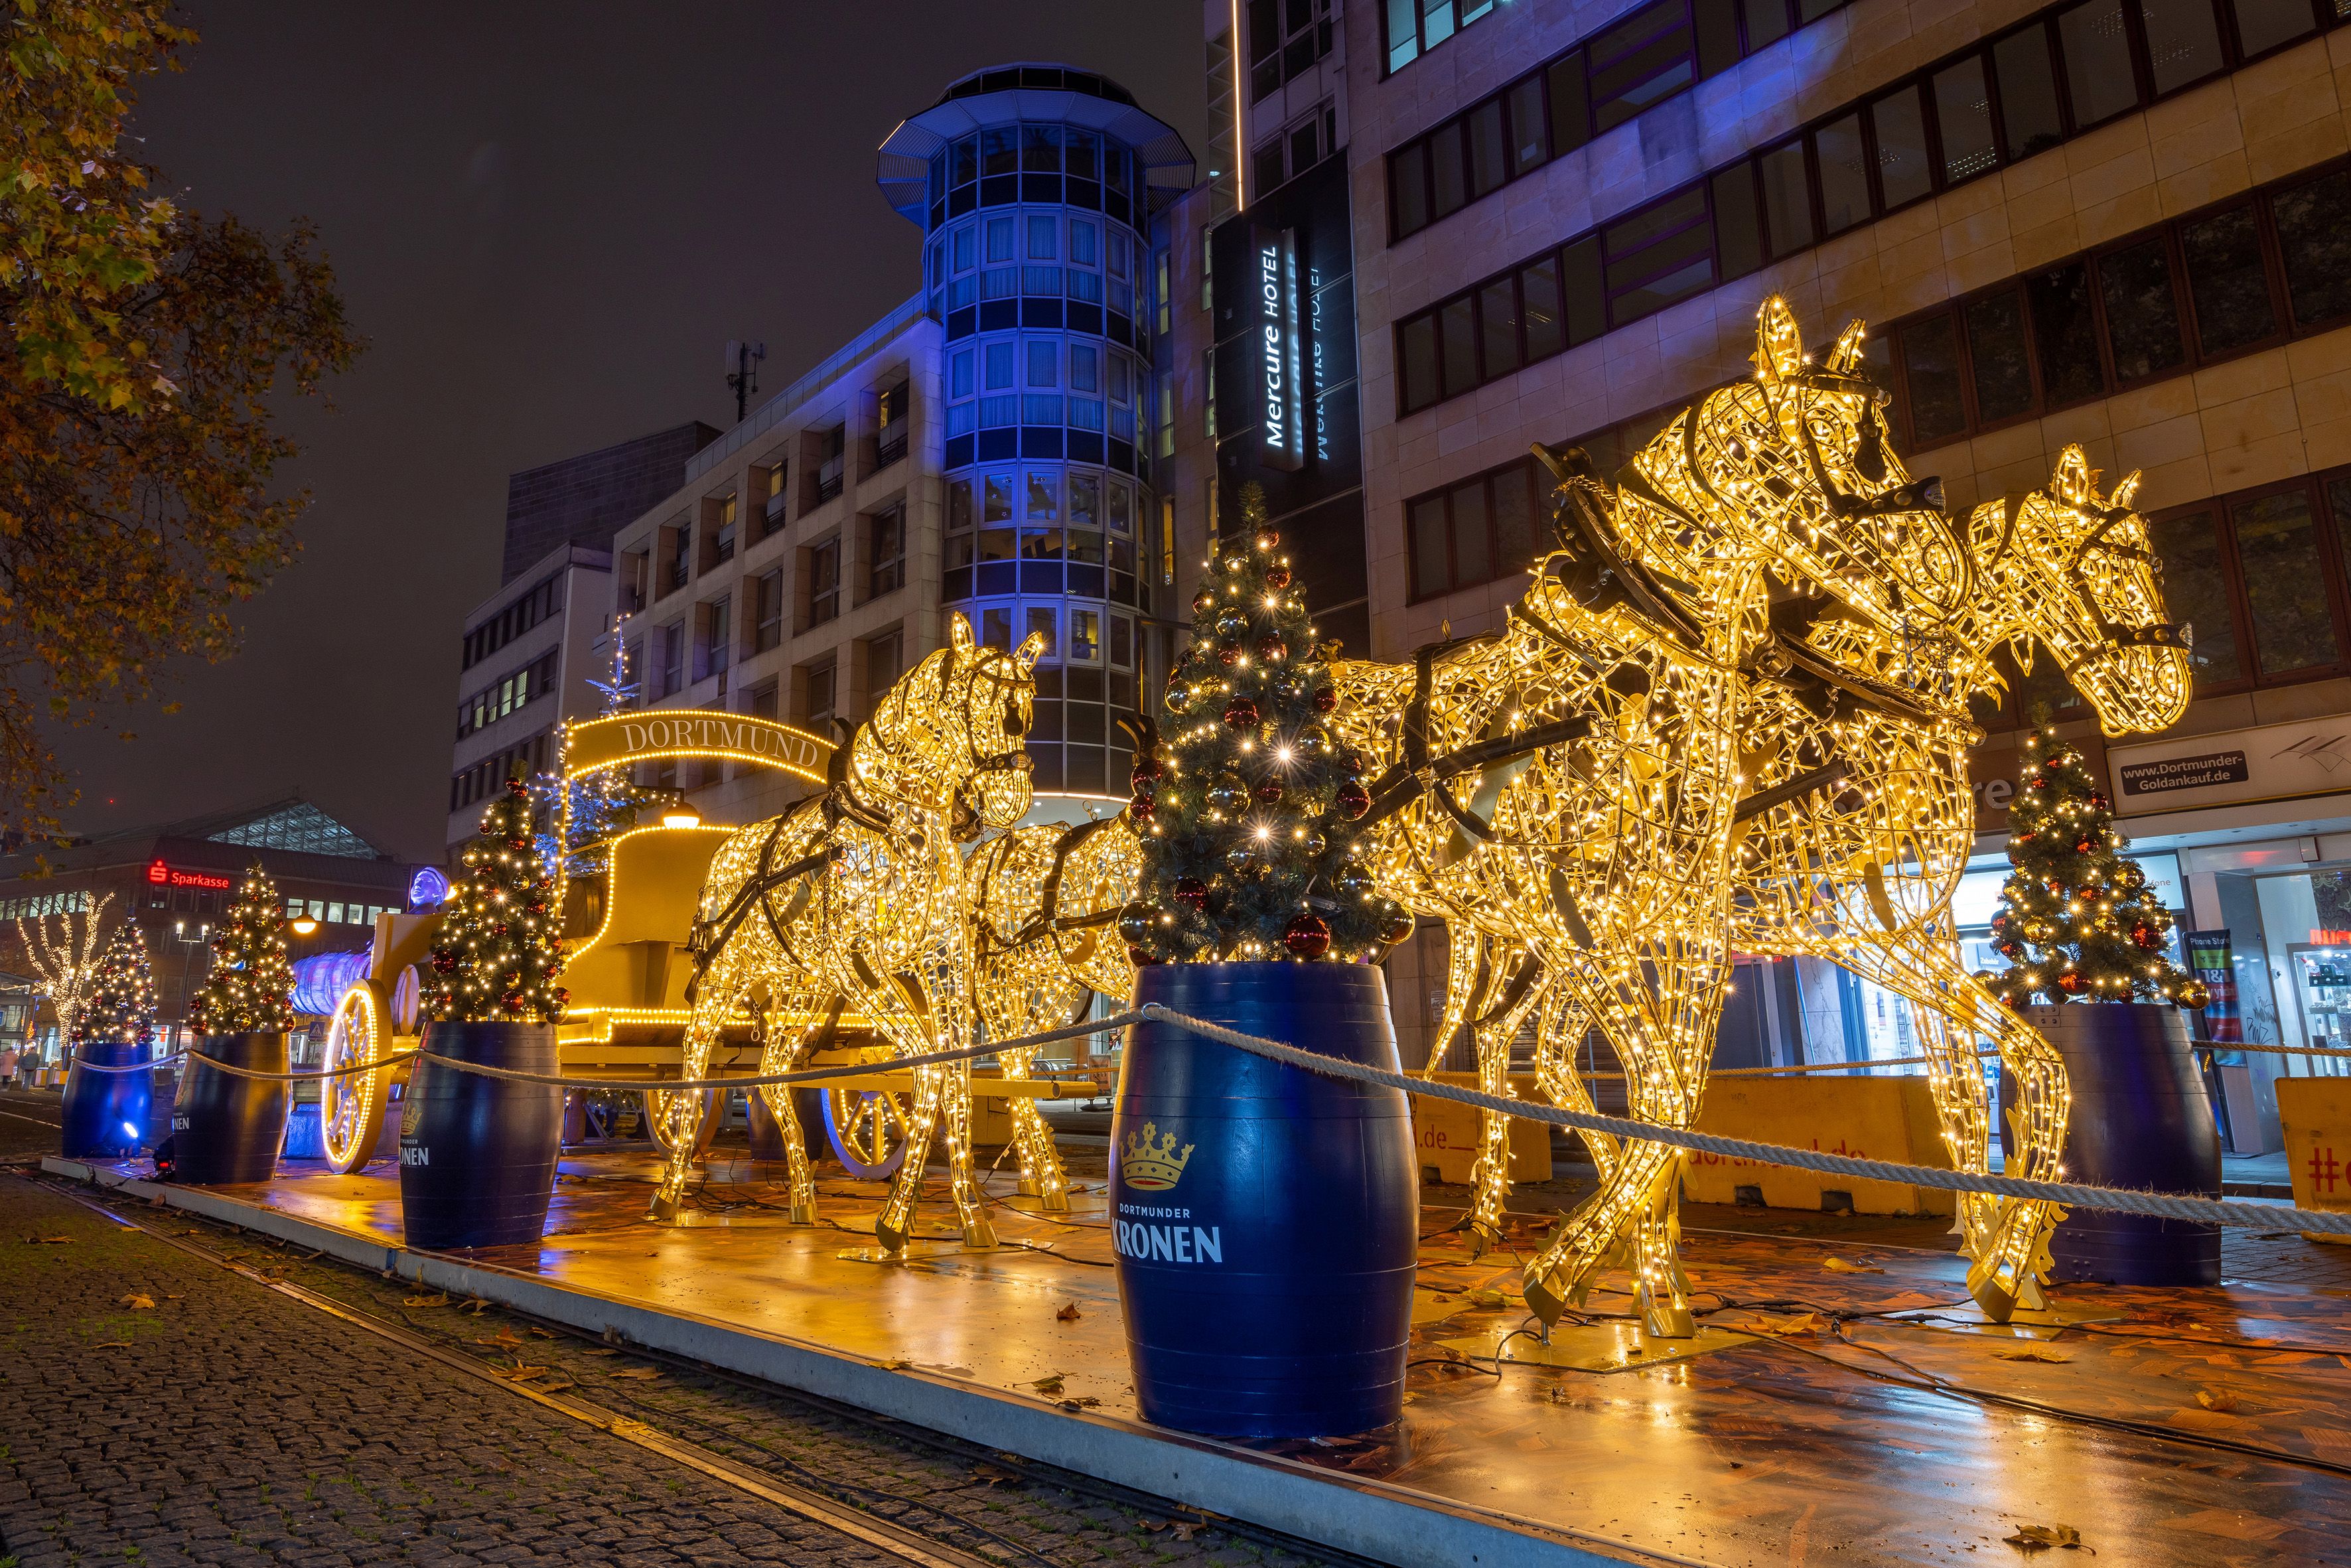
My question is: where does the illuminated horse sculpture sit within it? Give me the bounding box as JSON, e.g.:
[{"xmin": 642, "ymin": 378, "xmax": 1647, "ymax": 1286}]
[
  {"xmin": 648, "ymin": 614, "xmax": 1044, "ymax": 1250},
  {"xmin": 1405, "ymin": 435, "xmax": 2188, "ymax": 1326},
  {"xmin": 1688, "ymin": 445, "xmax": 2192, "ymax": 1316},
  {"xmin": 965, "ymin": 810, "xmax": 1144, "ymax": 1210},
  {"xmin": 1332, "ymin": 298, "xmax": 1970, "ymax": 1335}
]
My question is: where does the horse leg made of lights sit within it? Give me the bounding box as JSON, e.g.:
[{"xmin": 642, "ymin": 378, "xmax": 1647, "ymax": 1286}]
[
  {"xmin": 648, "ymin": 617, "xmax": 1044, "ymax": 1246},
  {"xmin": 967, "ymin": 815, "xmax": 1143, "ymax": 1212}
]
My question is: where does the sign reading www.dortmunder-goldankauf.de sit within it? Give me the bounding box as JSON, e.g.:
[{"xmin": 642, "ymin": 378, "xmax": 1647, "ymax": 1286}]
[{"xmin": 2107, "ymin": 717, "xmax": 2351, "ymax": 814}]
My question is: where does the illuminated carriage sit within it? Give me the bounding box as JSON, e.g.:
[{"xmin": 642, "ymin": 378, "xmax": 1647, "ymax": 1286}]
[{"xmin": 313, "ymin": 707, "xmax": 1092, "ymax": 1178}]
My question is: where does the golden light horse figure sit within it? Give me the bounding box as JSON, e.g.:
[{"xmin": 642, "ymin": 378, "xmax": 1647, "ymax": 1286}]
[
  {"xmin": 1334, "ymin": 299, "xmax": 1971, "ymax": 1335},
  {"xmin": 1694, "ymin": 446, "xmax": 2192, "ymax": 1317},
  {"xmin": 648, "ymin": 614, "xmax": 1043, "ymax": 1251},
  {"xmin": 1419, "ymin": 438, "xmax": 2192, "ymax": 1328},
  {"xmin": 965, "ymin": 811, "xmax": 1143, "ymax": 1209}
]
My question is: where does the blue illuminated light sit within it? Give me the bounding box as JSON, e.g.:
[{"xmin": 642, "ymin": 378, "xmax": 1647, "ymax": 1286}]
[{"xmin": 290, "ymin": 949, "xmax": 373, "ymax": 1017}]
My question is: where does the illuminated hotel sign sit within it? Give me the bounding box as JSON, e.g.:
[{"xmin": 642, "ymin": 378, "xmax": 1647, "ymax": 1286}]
[
  {"xmin": 562, "ymin": 709, "xmax": 832, "ymax": 785},
  {"xmin": 146, "ymin": 861, "xmax": 232, "ymax": 891},
  {"xmin": 1256, "ymin": 226, "xmax": 1305, "ymax": 472}
]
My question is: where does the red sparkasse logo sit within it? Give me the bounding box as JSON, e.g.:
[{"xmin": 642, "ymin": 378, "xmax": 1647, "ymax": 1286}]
[{"xmin": 147, "ymin": 860, "xmax": 231, "ymax": 891}]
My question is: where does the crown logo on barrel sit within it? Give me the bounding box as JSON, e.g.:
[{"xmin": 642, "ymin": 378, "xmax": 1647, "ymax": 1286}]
[{"xmin": 1119, "ymin": 1122, "xmax": 1194, "ymax": 1191}]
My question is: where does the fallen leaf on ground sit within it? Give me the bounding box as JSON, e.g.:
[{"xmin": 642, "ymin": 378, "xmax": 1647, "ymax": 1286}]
[
  {"xmin": 91, "ymin": 1340, "xmax": 131, "ymax": 1349},
  {"xmin": 1028, "ymin": 1374, "xmax": 1066, "ymax": 1395},
  {"xmin": 1171, "ymin": 1522, "xmax": 1206, "ymax": 1541},
  {"xmin": 971, "ymin": 1464, "xmax": 1024, "ymax": 1488},
  {"xmin": 475, "ymin": 1330, "xmax": 524, "ymax": 1350},
  {"xmin": 1994, "ymin": 1348, "xmax": 2072, "ymax": 1364},
  {"xmin": 26, "ymin": 1235, "xmax": 72, "ymax": 1245},
  {"xmin": 501, "ymin": 1364, "xmax": 548, "ymax": 1382},
  {"xmin": 1055, "ymin": 1303, "xmax": 1082, "ymax": 1322},
  {"xmin": 402, "ymin": 1293, "xmax": 451, "ymax": 1309},
  {"xmin": 610, "ymin": 1367, "xmax": 662, "ymax": 1381},
  {"xmin": 461, "ymin": 1298, "xmax": 491, "ymax": 1315},
  {"xmin": 2002, "ymin": 1523, "xmax": 2084, "ymax": 1551},
  {"xmin": 537, "ymin": 1377, "xmax": 576, "ymax": 1393},
  {"xmin": 1715, "ymin": 1311, "xmax": 1822, "ymax": 1337},
  {"xmin": 1821, "ymin": 1257, "xmax": 1884, "ymax": 1275},
  {"xmin": 527, "ymin": 1326, "xmax": 555, "ymax": 1338},
  {"xmin": 584, "ymin": 1348, "xmax": 619, "ymax": 1357},
  {"xmin": 1058, "ymin": 1396, "xmax": 1101, "ymax": 1411},
  {"xmin": 117, "ymin": 1292, "xmax": 155, "ymax": 1310},
  {"xmin": 2195, "ymin": 1388, "xmax": 2240, "ymax": 1412},
  {"xmin": 163, "ymin": 1295, "xmax": 183, "ymax": 1301}
]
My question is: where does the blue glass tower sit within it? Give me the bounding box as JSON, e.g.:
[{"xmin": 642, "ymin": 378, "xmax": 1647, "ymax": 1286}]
[{"xmin": 879, "ymin": 64, "xmax": 1192, "ymax": 797}]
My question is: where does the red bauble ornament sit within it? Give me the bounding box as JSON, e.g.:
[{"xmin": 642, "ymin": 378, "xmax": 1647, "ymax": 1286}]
[
  {"xmin": 2131, "ymin": 922, "xmax": 2159, "ymax": 950},
  {"xmin": 2088, "ymin": 792, "xmax": 2109, "ymax": 810},
  {"xmin": 1223, "ymin": 695, "xmax": 1261, "ymax": 729},
  {"xmin": 1283, "ymin": 910, "xmax": 1332, "ymax": 959},
  {"xmin": 1253, "ymin": 778, "xmax": 1285, "ymax": 806},
  {"xmin": 1255, "ymin": 634, "xmax": 1289, "ymax": 664},
  {"xmin": 1192, "ymin": 590, "xmax": 1216, "ymax": 614},
  {"xmin": 1334, "ymin": 780, "xmax": 1372, "ymax": 820},
  {"xmin": 2074, "ymin": 837, "xmax": 2098, "ymax": 855},
  {"xmin": 1253, "ymin": 530, "xmax": 1279, "ymax": 553},
  {"xmin": 1131, "ymin": 753, "xmax": 1162, "ymax": 785},
  {"xmin": 1312, "ymin": 685, "xmax": 1338, "ymax": 715},
  {"xmin": 1173, "ymin": 877, "xmax": 1209, "ymax": 911},
  {"xmin": 1129, "ymin": 792, "xmax": 1155, "ymax": 821},
  {"xmin": 1216, "ymin": 642, "xmax": 1243, "ymax": 669},
  {"xmin": 2057, "ymin": 970, "xmax": 2087, "ymax": 995},
  {"xmin": 1265, "ymin": 565, "xmax": 1291, "ymax": 589}
]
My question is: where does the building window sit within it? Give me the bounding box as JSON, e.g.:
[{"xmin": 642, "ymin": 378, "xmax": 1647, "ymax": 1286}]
[
  {"xmin": 754, "ymin": 569, "xmax": 783, "ymax": 653},
  {"xmin": 697, "ymin": 597, "xmax": 731, "ymax": 682},
  {"xmin": 1404, "ymin": 457, "xmax": 1544, "ymax": 603},
  {"xmin": 876, "ymin": 380, "xmax": 908, "ymax": 468},
  {"xmin": 747, "ymin": 677, "xmax": 779, "ymax": 721},
  {"xmin": 1389, "ymin": 0, "xmax": 2347, "ymax": 414},
  {"xmin": 658, "ymin": 622, "xmax": 684, "ymax": 698},
  {"xmin": 1251, "ymin": 0, "xmax": 1334, "ymax": 102},
  {"xmin": 1882, "ymin": 163, "xmax": 2351, "ymax": 451},
  {"xmin": 807, "ymin": 537, "xmax": 841, "ymax": 628},
  {"xmin": 867, "ymin": 504, "xmax": 905, "ymax": 599},
  {"xmin": 800, "ymin": 657, "xmax": 837, "ymax": 732},
  {"xmin": 709, "ymin": 493, "xmax": 737, "ymax": 567},
  {"xmin": 760, "ymin": 462, "xmax": 788, "ymax": 534},
  {"xmin": 816, "ymin": 423, "xmax": 847, "ymax": 503},
  {"xmin": 661, "ymin": 522, "xmax": 690, "ymax": 597},
  {"xmin": 865, "ymin": 630, "xmax": 902, "ymax": 705}
]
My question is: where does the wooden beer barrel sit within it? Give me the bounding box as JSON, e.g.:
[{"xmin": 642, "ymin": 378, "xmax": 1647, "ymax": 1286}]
[
  {"xmin": 1113, "ymin": 962, "xmax": 1416, "ymax": 1438},
  {"xmin": 170, "ymin": 1034, "xmax": 289, "ymax": 1184},
  {"xmin": 398, "ymin": 1021, "xmax": 563, "ymax": 1250},
  {"xmin": 61, "ymin": 1041, "xmax": 153, "ymax": 1159}
]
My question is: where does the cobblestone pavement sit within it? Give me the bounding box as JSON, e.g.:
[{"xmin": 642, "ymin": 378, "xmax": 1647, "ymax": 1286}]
[{"xmin": 0, "ymin": 1090, "xmax": 1342, "ymax": 1568}]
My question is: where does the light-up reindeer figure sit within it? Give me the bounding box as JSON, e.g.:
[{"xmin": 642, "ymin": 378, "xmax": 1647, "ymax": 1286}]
[
  {"xmin": 648, "ymin": 614, "xmax": 1043, "ymax": 1251},
  {"xmin": 1711, "ymin": 446, "xmax": 2191, "ymax": 1316},
  {"xmin": 1335, "ymin": 299, "xmax": 1969, "ymax": 1335},
  {"xmin": 966, "ymin": 811, "xmax": 1143, "ymax": 1210}
]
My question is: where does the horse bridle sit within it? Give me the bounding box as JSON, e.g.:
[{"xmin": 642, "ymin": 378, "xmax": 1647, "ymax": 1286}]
[{"xmin": 2061, "ymin": 504, "xmax": 2192, "ymax": 652}]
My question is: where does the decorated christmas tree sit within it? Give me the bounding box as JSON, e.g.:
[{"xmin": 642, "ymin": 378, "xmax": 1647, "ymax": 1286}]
[
  {"xmin": 1121, "ymin": 483, "xmax": 1409, "ymax": 965},
  {"xmin": 187, "ymin": 867, "xmax": 298, "ymax": 1035},
  {"xmin": 535, "ymin": 624, "xmax": 648, "ymax": 879},
  {"xmin": 1979, "ymin": 727, "xmax": 2208, "ymax": 1008},
  {"xmin": 74, "ymin": 924, "xmax": 157, "ymax": 1050},
  {"xmin": 423, "ymin": 776, "xmax": 569, "ymax": 1024}
]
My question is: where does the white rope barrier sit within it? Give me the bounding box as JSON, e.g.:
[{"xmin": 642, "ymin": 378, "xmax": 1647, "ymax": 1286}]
[{"xmin": 1133, "ymin": 1004, "xmax": 2351, "ymax": 1238}]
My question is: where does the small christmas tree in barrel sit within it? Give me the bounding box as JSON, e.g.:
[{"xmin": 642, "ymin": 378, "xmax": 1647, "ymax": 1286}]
[
  {"xmin": 1109, "ymin": 482, "xmax": 1418, "ymax": 1442},
  {"xmin": 172, "ymin": 867, "xmax": 296, "ymax": 1182},
  {"xmin": 423, "ymin": 776, "xmax": 569, "ymax": 1023},
  {"xmin": 76, "ymin": 925, "xmax": 158, "ymax": 1050},
  {"xmin": 405, "ymin": 776, "xmax": 570, "ymax": 1249},
  {"xmin": 188, "ymin": 867, "xmax": 297, "ymax": 1034},
  {"xmin": 1977, "ymin": 727, "xmax": 2207, "ymax": 1007},
  {"xmin": 1119, "ymin": 482, "xmax": 1407, "ymax": 964},
  {"xmin": 61, "ymin": 922, "xmax": 159, "ymax": 1159}
]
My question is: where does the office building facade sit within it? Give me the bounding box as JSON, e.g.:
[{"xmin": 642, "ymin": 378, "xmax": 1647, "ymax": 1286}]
[
  {"xmin": 609, "ymin": 65, "xmax": 1194, "ymax": 829},
  {"xmin": 1172, "ymin": 0, "xmax": 2351, "ymax": 1139}
]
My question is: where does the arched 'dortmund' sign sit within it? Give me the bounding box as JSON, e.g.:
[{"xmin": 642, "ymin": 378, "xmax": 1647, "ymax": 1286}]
[{"xmin": 560, "ymin": 710, "xmax": 834, "ymax": 786}]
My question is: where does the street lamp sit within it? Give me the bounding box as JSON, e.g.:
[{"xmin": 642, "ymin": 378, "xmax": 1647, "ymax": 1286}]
[
  {"xmin": 171, "ymin": 920, "xmax": 208, "ymax": 1046},
  {"xmin": 290, "ymin": 914, "xmax": 320, "ymax": 936}
]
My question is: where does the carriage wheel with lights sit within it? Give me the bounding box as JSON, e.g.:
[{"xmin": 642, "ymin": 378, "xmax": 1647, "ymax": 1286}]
[
  {"xmin": 320, "ymin": 980, "xmax": 395, "ymax": 1174},
  {"xmin": 642, "ymin": 1082, "xmax": 723, "ymax": 1160},
  {"xmin": 822, "ymin": 1082, "xmax": 914, "ymax": 1179}
]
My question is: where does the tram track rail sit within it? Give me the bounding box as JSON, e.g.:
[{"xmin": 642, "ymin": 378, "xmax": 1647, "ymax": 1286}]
[{"xmin": 33, "ymin": 1171, "xmax": 1379, "ymax": 1568}]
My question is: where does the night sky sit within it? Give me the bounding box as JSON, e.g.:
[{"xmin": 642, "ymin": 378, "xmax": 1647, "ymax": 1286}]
[{"xmin": 54, "ymin": 2, "xmax": 1208, "ymax": 864}]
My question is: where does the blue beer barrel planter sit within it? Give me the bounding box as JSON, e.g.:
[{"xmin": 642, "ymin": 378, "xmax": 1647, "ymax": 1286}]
[
  {"xmin": 61, "ymin": 1040, "xmax": 153, "ymax": 1160},
  {"xmin": 1113, "ymin": 962, "xmax": 1417, "ymax": 1439},
  {"xmin": 171, "ymin": 1033, "xmax": 289, "ymax": 1184},
  {"xmin": 399, "ymin": 1021, "xmax": 563, "ymax": 1250},
  {"xmin": 2005, "ymin": 1003, "xmax": 2222, "ymax": 1286}
]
